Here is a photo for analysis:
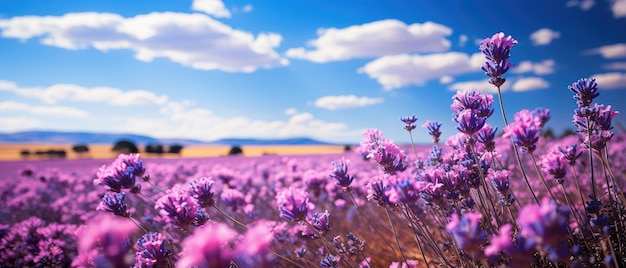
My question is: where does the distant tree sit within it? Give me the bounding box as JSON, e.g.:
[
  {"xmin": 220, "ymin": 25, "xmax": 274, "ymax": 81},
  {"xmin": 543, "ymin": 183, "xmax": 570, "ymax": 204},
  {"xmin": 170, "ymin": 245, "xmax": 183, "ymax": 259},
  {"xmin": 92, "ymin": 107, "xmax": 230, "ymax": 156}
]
[
  {"xmin": 145, "ymin": 144, "xmax": 164, "ymax": 155},
  {"xmin": 344, "ymin": 145, "xmax": 352, "ymax": 152},
  {"xmin": 168, "ymin": 144, "xmax": 184, "ymax": 154},
  {"xmin": 228, "ymin": 145, "xmax": 244, "ymax": 156},
  {"xmin": 72, "ymin": 144, "xmax": 90, "ymax": 158},
  {"xmin": 20, "ymin": 149, "xmax": 30, "ymax": 159},
  {"xmin": 542, "ymin": 128, "xmax": 555, "ymax": 139},
  {"xmin": 560, "ymin": 128, "xmax": 577, "ymax": 138},
  {"xmin": 34, "ymin": 149, "xmax": 66, "ymax": 159},
  {"xmin": 112, "ymin": 140, "xmax": 139, "ymax": 154}
]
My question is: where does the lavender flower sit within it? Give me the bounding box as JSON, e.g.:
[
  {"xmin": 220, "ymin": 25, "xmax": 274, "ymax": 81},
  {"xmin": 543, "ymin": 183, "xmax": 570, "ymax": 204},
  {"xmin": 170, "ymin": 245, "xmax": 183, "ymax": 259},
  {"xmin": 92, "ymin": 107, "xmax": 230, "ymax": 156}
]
[
  {"xmin": 558, "ymin": 144, "xmax": 583, "ymax": 166},
  {"xmin": 517, "ymin": 199, "xmax": 570, "ymax": 262},
  {"xmin": 188, "ymin": 177, "xmax": 216, "ymax": 208},
  {"xmin": 220, "ymin": 188, "xmax": 245, "ymax": 211},
  {"xmin": 97, "ymin": 191, "xmax": 130, "ymax": 218},
  {"xmin": 446, "ymin": 212, "xmax": 487, "ymax": 260},
  {"xmin": 301, "ymin": 210, "xmax": 331, "ymax": 238},
  {"xmin": 277, "ymin": 187, "xmax": 313, "ymax": 222},
  {"xmin": 329, "ymin": 158, "xmax": 354, "ymax": 190},
  {"xmin": 422, "ymin": 120, "xmax": 442, "ymax": 144},
  {"xmin": 455, "ymin": 109, "xmax": 486, "ymax": 136},
  {"xmin": 480, "ymin": 32, "xmax": 517, "ymax": 87},
  {"xmin": 533, "ymin": 108, "xmax": 551, "ymax": 128},
  {"xmin": 73, "ymin": 215, "xmax": 136, "ymax": 267},
  {"xmin": 476, "ymin": 124, "xmax": 498, "ymax": 152},
  {"xmin": 568, "ymin": 78, "xmax": 599, "ymax": 107},
  {"xmin": 359, "ymin": 129, "xmax": 407, "ymax": 175},
  {"xmin": 319, "ymin": 254, "xmax": 340, "ymax": 268},
  {"xmin": 541, "ymin": 149, "xmax": 568, "ymax": 184},
  {"xmin": 94, "ymin": 153, "xmax": 145, "ymax": 192},
  {"xmin": 134, "ymin": 232, "xmax": 171, "ymax": 267},
  {"xmin": 155, "ymin": 185, "xmax": 203, "ymax": 230},
  {"xmin": 503, "ymin": 109, "xmax": 541, "ymax": 153},
  {"xmin": 400, "ymin": 114, "xmax": 418, "ymax": 132},
  {"xmin": 366, "ymin": 175, "xmax": 394, "ymax": 207},
  {"xmin": 177, "ymin": 223, "xmax": 236, "ymax": 267}
]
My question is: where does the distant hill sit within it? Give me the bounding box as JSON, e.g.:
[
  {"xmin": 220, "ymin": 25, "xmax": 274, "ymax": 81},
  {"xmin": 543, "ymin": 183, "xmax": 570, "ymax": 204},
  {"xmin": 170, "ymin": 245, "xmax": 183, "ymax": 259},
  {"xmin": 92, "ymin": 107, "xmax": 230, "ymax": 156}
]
[
  {"xmin": 210, "ymin": 137, "xmax": 334, "ymax": 145},
  {"xmin": 0, "ymin": 131, "xmax": 335, "ymax": 145}
]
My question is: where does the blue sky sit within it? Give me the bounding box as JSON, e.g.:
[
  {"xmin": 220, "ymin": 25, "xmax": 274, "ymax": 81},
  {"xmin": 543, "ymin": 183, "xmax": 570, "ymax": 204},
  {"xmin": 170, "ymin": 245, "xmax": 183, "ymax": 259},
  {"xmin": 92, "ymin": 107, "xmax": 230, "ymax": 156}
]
[{"xmin": 1, "ymin": 0, "xmax": 625, "ymax": 144}]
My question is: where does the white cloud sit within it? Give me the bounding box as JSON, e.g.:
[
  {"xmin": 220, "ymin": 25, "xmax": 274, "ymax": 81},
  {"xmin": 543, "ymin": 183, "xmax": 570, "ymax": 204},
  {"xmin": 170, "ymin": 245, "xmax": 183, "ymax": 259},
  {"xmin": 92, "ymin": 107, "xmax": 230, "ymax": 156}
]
[
  {"xmin": 285, "ymin": 19, "xmax": 452, "ymax": 63},
  {"xmin": 530, "ymin": 28, "xmax": 560, "ymax": 46},
  {"xmin": 0, "ymin": 12, "xmax": 287, "ymax": 72},
  {"xmin": 447, "ymin": 79, "xmax": 501, "ymax": 94},
  {"xmin": 0, "ymin": 101, "xmax": 90, "ymax": 117},
  {"xmin": 0, "ymin": 117, "xmax": 41, "ymax": 132},
  {"xmin": 512, "ymin": 59, "xmax": 555, "ymax": 75},
  {"xmin": 119, "ymin": 104, "xmax": 365, "ymax": 143},
  {"xmin": 439, "ymin": 75, "xmax": 454, "ymax": 84},
  {"xmin": 604, "ymin": 62, "xmax": 626, "ymax": 70},
  {"xmin": 192, "ymin": 0, "xmax": 231, "ymax": 18},
  {"xmin": 241, "ymin": 5, "xmax": 253, "ymax": 13},
  {"xmin": 511, "ymin": 77, "xmax": 550, "ymax": 92},
  {"xmin": 585, "ymin": 43, "xmax": 626, "ymax": 59},
  {"xmin": 314, "ymin": 95, "xmax": 384, "ymax": 110},
  {"xmin": 0, "ymin": 80, "xmax": 168, "ymax": 106},
  {"xmin": 591, "ymin": 72, "xmax": 626, "ymax": 89},
  {"xmin": 566, "ymin": 0, "xmax": 595, "ymax": 10},
  {"xmin": 612, "ymin": 0, "xmax": 626, "ymax": 18},
  {"xmin": 358, "ymin": 52, "xmax": 484, "ymax": 90},
  {"xmin": 284, "ymin": 108, "xmax": 298, "ymax": 115}
]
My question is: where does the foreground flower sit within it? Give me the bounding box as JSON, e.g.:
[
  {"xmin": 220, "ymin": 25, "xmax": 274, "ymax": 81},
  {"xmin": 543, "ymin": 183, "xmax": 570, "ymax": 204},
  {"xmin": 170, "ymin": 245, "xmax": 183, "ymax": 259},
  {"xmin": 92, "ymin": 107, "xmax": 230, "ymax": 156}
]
[
  {"xmin": 177, "ymin": 223, "xmax": 237, "ymax": 267},
  {"xmin": 94, "ymin": 153, "xmax": 144, "ymax": 192},
  {"xmin": 134, "ymin": 232, "xmax": 171, "ymax": 267},
  {"xmin": 73, "ymin": 215, "xmax": 136, "ymax": 267},
  {"xmin": 155, "ymin": 185, "xmax": 206, "ymax": 230},
  {"xmin": 97, "ymin": 191, "xmax": 130, "ymax": 218},
  {"xmin": 329, "ymin": 158, "xmax": 354, "ymax": 190},
  {"xmin": 188, "ymin": 177, "xmax": 216, "ymax": 208},
  {"xmin": 480, "ymin": 32, "xmax": 517, "ymax": 88},
  {"xmin": 446, "ymin": 212, "xmax": 487, "ymax": 260},
  {"xmin": 359, "ymin": 129, "xmax": 407, "ymax": 175},
  {"xmin": 503, "ymin": 109, "xmax": 541, "ymax": 153},
  {"xmin": 568, "ymin": 78, "xmax": 599, "ymax": 108}
]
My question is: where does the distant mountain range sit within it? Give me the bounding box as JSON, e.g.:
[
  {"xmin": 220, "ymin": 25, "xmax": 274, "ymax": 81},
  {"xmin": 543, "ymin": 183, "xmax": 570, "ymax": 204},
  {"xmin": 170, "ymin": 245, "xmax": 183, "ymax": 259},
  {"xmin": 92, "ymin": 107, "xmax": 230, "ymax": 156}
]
[{"xmin": 0, "ymin": 131, "xmax": 335, "ymax": 146}]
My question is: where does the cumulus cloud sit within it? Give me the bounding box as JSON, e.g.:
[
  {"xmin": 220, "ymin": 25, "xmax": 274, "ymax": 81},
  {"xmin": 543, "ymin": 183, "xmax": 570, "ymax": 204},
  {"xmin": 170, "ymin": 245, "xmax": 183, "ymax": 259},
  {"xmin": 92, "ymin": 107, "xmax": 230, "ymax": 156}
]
[
  {"xmin": 122, "ymin": 103, "xmax": 365, "ymax": 142},
  {"xmin": 512, "ymin": 59, "xmax": 555, "ymax": 75},
  {"xmin": 314, "ymin": 95, "xmax": 384, "ymax": 110},
  {"xmin": 0, "ymin": 100, "xmax": 90, "ymax": 117},
  {"xmin": 458, "ymin": 34, "xmax": 468, "ymax": 47},
  {"xmin": 0, "ymin": 80, "xmax": 168, "ymax": 106},
  {"xmin": 612, "ymin": 0, "xmax": 626, "ymax": 18},
  {"xmin": 0, "ymin": 117, "xmax": 41, "ymax": 132},
  {"xmin": 604, "ymin": 62, "xmax": 626, "ymax": 70},
  {"xmin": 530, "ymin": 28, "xmax": 560, "ymax": 46},
  {"xmin": 447, "ymin": 79, "xmax": 502, "ymax": 94},
  {"xmin": 585, "ymin": 43, "xmax": 626, "ymax": 59},
  {"xmin": 511, "ymin": 77, "xmax": 550, "ymax": 92},
  {"xmin": 566, "ymin": 0, "xmax": 595, "ymax": 10},
  {"xmin": 0, "ymin": 12, "xmax": 287, "ymax": 72},
  {"xmin": 192, "ymin": 0, "xmax": 231, "ymax": 18},
  {"xmin": 591, "ymin": 72, "xmax": 626, "ymax": 89},
  {"xmin": 358, "ymin": 52, "xmax": 484, "ymax": 90},
  {"xmin": 285, "ymin": 19, "xmax": 452, "ymax": 63}
]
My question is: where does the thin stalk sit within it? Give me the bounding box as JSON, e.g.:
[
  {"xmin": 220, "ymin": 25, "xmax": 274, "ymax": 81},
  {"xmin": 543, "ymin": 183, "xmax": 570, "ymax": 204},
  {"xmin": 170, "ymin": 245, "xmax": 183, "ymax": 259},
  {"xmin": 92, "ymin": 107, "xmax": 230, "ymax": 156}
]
[
  {"xmin": 408, "ymin": 131, "xmax": 419, "ymax": 159},
  {"xmin": 347, "ymin": 191, "xmax": 396, "ymax": 251},
  {"xmin": 402, "ymin": 207, "xmax": 430, "ymax": 268},
  {"xmin": 529, "ymin": 153, "xmax": 558, "ymax": 202},
  {"xmin": 213, "ymin": 205, "xmax": 248, "ymax": 230},
  {"xmin": 585, "ymin": 119, "xmax": 596, "ymax": 201},
  {"xmin": 300, "ymin": 220, "xmax": 356, "ymax": 268},
  {"xmin": 129, "ymin": 216, "xmax": 149, "ymax": 233},
  {"xmin": 384, "ymin": 206, "xmax": 408, "ymax": 265},
  {"xmin": 559, "ymin": 184, "xmax": 592, "ymax": 252},
  {"xmin": 495, "ymin": 85, "xmax": 540, "ymax": 205},
  {"xmin": 146, "ymin": 180, "xmax": 167, "ymax": 194}
]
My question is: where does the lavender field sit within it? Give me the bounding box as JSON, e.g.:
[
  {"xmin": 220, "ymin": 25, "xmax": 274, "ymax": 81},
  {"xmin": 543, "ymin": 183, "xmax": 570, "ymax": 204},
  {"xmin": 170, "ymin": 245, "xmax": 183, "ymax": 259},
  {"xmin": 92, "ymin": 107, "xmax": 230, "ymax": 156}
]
[{"xmin": 1, "ymin": 32, "xmax": 625, "ymax": 268}]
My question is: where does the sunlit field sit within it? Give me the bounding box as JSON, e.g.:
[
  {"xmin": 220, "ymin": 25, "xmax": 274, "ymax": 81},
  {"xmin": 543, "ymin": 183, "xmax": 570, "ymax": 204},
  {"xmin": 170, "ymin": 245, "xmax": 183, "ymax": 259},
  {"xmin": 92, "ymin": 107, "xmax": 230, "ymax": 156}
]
[
  {"xmin": 0, "ymin": 143, "xmax": 348, "ymax": 160},
  {"xmin": 1, "ymin": 32, "xmax": 625, "ymax": 268}
]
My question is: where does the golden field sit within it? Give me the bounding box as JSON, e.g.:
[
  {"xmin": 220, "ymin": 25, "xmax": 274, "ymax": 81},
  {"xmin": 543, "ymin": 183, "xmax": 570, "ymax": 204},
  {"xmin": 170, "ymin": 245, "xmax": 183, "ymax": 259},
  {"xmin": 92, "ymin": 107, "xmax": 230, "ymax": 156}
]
[{"xmin": 0, "ymin": 143, "xmax": 348, "ymax": 161}]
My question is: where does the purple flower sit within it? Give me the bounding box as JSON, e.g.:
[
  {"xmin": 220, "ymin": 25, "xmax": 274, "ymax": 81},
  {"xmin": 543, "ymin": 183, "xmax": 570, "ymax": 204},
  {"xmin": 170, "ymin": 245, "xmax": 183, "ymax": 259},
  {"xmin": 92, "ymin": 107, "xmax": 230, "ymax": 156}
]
[
  {"xmin": 155, "ymin": 185, "xmax": 203, "ymax": 230},
  {"xmin": 503, "ymin": 109, "xmax": 541, "ymax": 153},
  {"xmin": 476, "ymin": 124, "xmax": 498, "ymax": 152},
  {"xmin": 366, "ymin": 175, "xmax": 394, "ymax": 207},
  {"xmin": 277, "ymin": 187, "xmax": 313, "ymax": 222},
  {"xmin": 400, "ymin": 114, "xmax": 418, "ymax": 132},
  {"xmin": 234, "ymin": 222, "xmax": 275, "ymax": 267},
  {"xmin": 517, "ymin": 199, "xmax": 570, "ymax": 262},
  {"xmin": 73, "ymin": 215, "xmax": 136, "ymax": 267},
  {"xmin": 360, "ymin": 129, "xmax": 407, "ymax": 175},
  {"xmin": 532, "ymin": 108, "xmax": 551, "ymax": 128},
  {"xmin": 97, "ymin": 191, "xmax": 130, "ymax": 218},
  {"xmin": 188, "ymin": 177, "xmax": 216, "ymax": 208},
  {"xmin": 320, "ymin": 254, "xmax": 340, "ymax": 268},
  {"xmin": 541, "ymin": 149, "xmax": 568, "ymax": 184},
  {"xmin": 446, "ymin": 212, "xmax": 487, "ymax": 260},
  {"xmin": 176, "ymin": 223, "xmax": 237, "ymax": 268},
  {"xmin": 94, "ymin": 153, "xmax": 145, "ymax": 192},
  {"xmin": 558, "ymin": 144, "xmax": 582, "ymax": 166},
  {"xmin": 455, "ymin": 109, "xmax": 486, "ymax": 136},
  {"xmin": 480, "ymin": 32, "xmax": 517, "ymax": 87},
  {"xmin": 329, "ymin": 158, "xmax": 354, "ymax": 190},
  {"xmin": 594, "ymin": 104, "xmax": 619, "ymax": 131},
  {"xmin": 220, "ymin": 188, "xmax": 245, "ymax": 211},
  {"xmin": 451, "ymin": 89, "xmax": 493, "ymax": 118},
  {"xmin": 568, "ymin": 78, "xmax": 599, "ymax": 107},
  {"xmin": 422, "ymin": 120, "xmax": 442, "ymax": 144},
  {"xmin": 134, "ymin": 232, "xmax": 171, "ymax": 267},
  {"xmin": 301, "ymin": 210, "xmax": 331, "ymax": 238}
]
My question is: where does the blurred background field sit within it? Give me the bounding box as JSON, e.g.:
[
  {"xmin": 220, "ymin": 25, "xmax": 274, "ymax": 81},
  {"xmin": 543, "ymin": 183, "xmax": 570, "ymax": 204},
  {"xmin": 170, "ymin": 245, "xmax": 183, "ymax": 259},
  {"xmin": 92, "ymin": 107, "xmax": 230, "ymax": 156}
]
[{"xmin": 0, "ymin": 143, "xmax": 348, "ymax": 161}]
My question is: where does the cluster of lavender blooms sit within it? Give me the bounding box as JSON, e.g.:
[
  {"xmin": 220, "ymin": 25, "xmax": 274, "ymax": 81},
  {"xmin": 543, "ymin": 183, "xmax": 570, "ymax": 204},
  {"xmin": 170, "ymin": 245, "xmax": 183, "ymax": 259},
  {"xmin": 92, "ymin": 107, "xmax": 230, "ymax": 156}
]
[{"xmin": 0, "ymin": 31, "xmax": 624, "ymax": 268}]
